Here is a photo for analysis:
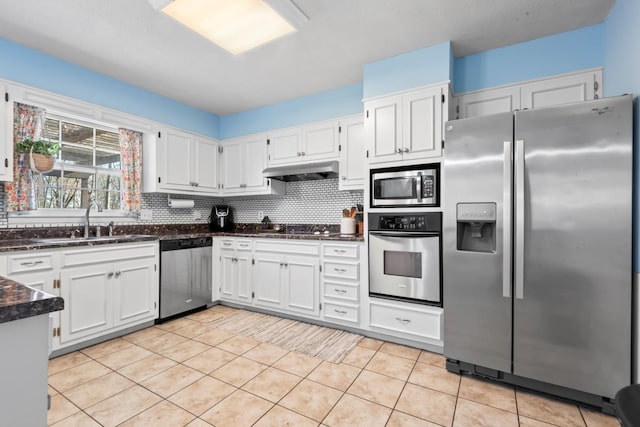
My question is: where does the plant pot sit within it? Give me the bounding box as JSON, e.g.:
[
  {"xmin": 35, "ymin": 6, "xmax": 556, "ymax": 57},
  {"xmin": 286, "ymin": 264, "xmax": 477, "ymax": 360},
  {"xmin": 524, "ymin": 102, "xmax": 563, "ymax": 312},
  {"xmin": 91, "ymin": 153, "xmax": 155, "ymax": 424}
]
[{"xmin": 29, "ymin": 153, "xmax": 55, "ymax": 172}]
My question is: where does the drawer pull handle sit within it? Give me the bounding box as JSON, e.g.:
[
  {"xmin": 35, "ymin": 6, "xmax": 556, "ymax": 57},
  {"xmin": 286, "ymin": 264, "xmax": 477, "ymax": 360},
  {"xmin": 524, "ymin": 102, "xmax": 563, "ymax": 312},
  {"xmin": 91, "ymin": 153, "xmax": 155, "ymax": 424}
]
[
  {"xmin": 334, "ymin": 309, "xmax": 347, "ymax": 315},
  {"xmin": 334, "ymin": 288, "xmax": 347, "ymax": 294},
  {"xmin": 396, "ymin": 317, "xmax": 411, "ymax": 324},
  {"xmin": 20, "ymin": 260, "xmax": 44, "ymax": 266},
  {"xmin": 334, "ymin": 268, "xmax": 347, "ymax": 273},
  {"xmin": 334, "ymin": 249, "xmax": 347, "ymax": 254},
  {"xmin": 240, "ymin": 244, "xmax": 249, "ymax": 248}
]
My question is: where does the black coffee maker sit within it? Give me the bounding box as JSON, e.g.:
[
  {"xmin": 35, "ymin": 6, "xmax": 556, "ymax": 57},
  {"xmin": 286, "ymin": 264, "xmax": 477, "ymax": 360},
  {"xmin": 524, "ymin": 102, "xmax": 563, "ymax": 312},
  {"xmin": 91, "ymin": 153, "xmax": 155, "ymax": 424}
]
[{"xmin": 209, "ymin": 205, "xmax": 234, "ymax": 232}]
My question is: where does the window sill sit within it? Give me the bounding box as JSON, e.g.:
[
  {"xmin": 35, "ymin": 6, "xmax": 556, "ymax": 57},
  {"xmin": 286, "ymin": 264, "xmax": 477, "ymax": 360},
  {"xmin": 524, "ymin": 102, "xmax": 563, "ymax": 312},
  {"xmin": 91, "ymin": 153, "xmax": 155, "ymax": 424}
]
[{"xmin": 7, "ymin": 209, "xmax": 139, "ymax": 227}]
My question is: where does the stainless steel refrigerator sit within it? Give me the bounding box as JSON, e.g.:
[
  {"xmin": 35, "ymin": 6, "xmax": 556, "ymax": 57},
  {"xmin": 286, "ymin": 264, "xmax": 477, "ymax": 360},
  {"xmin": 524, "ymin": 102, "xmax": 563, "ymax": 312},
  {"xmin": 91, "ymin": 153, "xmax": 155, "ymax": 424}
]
[{"xmin": 442, "ymin": 95, "xmax": 632, "ymax": 409}]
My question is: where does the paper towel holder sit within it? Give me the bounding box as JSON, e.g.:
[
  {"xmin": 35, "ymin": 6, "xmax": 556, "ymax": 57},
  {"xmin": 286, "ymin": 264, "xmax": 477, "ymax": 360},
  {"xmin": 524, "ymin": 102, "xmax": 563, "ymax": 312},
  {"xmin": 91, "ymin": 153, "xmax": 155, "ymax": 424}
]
[{"xmin": 167, "ymin": 194, "xmax": 195, "ymax": 209}]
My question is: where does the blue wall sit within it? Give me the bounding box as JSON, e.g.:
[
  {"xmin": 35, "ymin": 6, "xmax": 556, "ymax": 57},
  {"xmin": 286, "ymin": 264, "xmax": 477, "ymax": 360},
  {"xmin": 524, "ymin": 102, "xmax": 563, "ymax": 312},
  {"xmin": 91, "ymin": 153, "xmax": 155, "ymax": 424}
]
[
  {"xmin": 219, "ymin": 83, "xmax": 363, "ymax": 139},
  {"xmin": 363, "ymin": 42, "xmax": 451, "ymax": 99},
  {"xmin": 604, "ymin": 0, "xmax": 640, "ymax": 272},
  {"xmin": 453, "ymin": 25, "xmax": 605, "ymax": 94},
  {"xmin": 0, "ymin": 38, "xmax": 220, "ymax": 138}
]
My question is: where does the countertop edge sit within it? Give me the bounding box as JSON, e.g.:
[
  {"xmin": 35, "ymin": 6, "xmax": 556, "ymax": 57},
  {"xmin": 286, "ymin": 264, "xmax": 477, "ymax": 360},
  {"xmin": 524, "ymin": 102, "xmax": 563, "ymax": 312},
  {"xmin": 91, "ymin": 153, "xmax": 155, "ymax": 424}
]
[{"xmin": 0, "ymin": 277, "xmax": 64, "ymax": 324}]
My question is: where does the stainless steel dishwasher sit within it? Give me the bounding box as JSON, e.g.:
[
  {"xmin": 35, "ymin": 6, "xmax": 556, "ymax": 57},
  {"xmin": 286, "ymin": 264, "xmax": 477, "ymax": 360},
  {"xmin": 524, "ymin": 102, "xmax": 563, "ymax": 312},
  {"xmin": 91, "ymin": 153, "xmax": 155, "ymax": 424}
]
[{"xmin": 159, "ymin": 237, "xmax": 213, "ymax": 321}]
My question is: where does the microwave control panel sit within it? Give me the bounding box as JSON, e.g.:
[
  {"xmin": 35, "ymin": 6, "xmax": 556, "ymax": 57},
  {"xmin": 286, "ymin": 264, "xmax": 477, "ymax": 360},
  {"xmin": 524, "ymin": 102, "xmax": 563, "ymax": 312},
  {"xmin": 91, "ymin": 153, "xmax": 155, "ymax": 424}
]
[{"xmin": 422, "ymin": 175, "xmax": 434, "ymax": 198}]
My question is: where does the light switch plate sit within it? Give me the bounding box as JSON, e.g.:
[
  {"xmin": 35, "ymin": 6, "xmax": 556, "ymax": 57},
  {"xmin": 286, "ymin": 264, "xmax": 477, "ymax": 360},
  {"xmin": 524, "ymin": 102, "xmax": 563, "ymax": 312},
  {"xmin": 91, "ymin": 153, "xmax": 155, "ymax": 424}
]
[
  {"xmin": 139, "ymin": 209, "xmax": 152, "ymax": 221},
  {"xmin": 194, "ymin": 211, "xmax": 202, "ymax": 220}
]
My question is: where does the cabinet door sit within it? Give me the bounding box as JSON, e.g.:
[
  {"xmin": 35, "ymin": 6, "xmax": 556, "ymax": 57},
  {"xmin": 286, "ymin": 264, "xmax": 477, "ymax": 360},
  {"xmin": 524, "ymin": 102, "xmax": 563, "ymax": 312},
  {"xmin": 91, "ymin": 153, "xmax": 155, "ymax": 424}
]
[
  {"xmin": 301, "ymin": 120, "xmax": 339, "ymax": 160},
  {"xmin": 221, "ymin": 139, "xmax": 245, "ymax": 194},
  {"xmin": 402, "ymin": 87, "xmax": 442, "ymax": 160},
  {"xmin": 520, "ymin": 70, "xmax": 600, "ymax": 110},
  {"xmin": 193, "ymin": 137, "xmax": 219, "ymax": 193},
  {"xmin": 59, "ymin": 264, "xmax": 112, "ymax": 344},
  {"xmin": 113, "ymin": 258, "xmax": 156, "ymax": 327},
  {"xmin": 338, "ymin": 115, "xmax": 365, "ymax": 191},
  {"xmin": 161, "ymin": 129, "xmax": 193, "ymax": 190},
  {"xmin": 285, "ymin": 255, "xmax": 320, "ymax": 316},
  {"xmin": 456, "ymin": 86, "xmax": 521, "ymax": 119},
  {"xmin": 267, "ymin": 128, "xmax": 301, "ymax": 165},
  {"xmin": 366, "ymin": 95, "xmax": 403, "ymax": 164},
  {"xmin": 0, "ymin": 87, "xmax": 12, "ymax": 182},
  {"xmin": 253, "ymin": 254, "xmax": 284, "ymax": 309},
  {"xmin": 244, "ymin": 136, "xmax": 269, "ymax": 191},
  {"xmin": 236, "ymin": 253, "xmax": 253, "ymax": 304},
  {"xmin": 219, "ymin": 250, "xmax": 237, "ymax": 301}
]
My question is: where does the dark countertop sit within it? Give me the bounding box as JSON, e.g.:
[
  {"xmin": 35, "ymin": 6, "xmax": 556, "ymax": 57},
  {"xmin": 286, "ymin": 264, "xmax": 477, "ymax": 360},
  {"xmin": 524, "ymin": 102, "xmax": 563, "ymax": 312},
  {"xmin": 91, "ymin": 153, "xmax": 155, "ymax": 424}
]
[{"xmin": 0, "ymin": 277, "xmax": 64, "ymax": 324}]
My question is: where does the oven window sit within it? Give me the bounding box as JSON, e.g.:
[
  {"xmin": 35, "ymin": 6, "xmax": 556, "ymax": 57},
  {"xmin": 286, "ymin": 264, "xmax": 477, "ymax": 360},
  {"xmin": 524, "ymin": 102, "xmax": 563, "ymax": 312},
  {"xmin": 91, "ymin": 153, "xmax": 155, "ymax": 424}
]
[
  {"xmin": 383, "ymin": 250, "xmax": 422, "ymax": 278},
  {"xmin": 375, "ymin": 177, "xmax": 416, "ymax": 199}
]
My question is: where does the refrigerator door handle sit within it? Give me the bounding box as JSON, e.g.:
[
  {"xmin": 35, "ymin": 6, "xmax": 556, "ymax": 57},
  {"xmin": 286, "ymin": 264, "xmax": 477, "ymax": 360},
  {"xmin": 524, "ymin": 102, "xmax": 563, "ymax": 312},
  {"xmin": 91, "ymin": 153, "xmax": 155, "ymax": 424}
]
[
  {"xmin": 515, "ymin": 139, "xmax": 525, "ymax": 299},
  {"xmin": 503, "ymin": 140, "xmax": 512, "ymax": 298}
]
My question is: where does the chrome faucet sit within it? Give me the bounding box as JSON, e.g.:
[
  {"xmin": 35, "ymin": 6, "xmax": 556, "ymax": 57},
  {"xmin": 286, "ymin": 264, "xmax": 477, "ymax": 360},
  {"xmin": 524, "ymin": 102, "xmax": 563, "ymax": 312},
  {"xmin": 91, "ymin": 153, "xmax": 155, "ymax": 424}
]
[{"xmin": 84, "ymin": 200, "xmax": 103, "ymax": 238}]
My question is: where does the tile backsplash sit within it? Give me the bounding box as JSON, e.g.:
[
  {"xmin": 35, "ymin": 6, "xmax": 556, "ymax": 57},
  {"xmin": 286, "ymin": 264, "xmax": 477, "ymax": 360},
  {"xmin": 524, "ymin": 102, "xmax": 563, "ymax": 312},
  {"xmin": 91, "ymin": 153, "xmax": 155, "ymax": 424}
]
[{"xmin": 0, "ymin": 179, "xmax": 363, "ymax": 228}]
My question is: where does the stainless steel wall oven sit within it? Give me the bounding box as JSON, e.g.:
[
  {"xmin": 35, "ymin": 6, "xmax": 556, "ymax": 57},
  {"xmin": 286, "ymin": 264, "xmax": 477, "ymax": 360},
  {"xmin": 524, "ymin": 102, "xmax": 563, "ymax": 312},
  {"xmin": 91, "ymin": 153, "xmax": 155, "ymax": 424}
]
[{"xmin": 368, "ymin": 212, "xmax": 442, "ymax": 306}]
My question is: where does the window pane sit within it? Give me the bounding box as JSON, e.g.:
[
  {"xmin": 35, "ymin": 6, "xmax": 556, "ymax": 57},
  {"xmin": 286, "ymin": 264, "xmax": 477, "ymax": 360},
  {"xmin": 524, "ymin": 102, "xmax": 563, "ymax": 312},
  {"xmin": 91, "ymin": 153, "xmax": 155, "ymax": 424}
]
[
  {"xmin": 95, "ymin": 150, "xmax": 120, "ymax": 169},
  {"xmin": 43, "ymin": 118, "xmax": 60, "ymax": 141}
]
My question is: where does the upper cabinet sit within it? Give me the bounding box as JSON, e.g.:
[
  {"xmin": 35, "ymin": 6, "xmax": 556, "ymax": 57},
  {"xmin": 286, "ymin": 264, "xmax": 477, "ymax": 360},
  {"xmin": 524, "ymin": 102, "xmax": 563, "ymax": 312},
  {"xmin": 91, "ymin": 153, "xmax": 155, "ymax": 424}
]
[
  {"xmin": 454, "ymin": 69, "xmax": 603, "ymax": 119},
  {"xmin": 338, "ymin": 114, "xmax": 365, "ymax": 191},
  {"xmin": 267, "ymin": 118, "xmax": 339, "ymax": 165},
  {"xmin": 220, "ymin": 134, "xmax": 284, "ymax": 197},
  {"xmin": 365, "ymin": 85, "xmax": 445, "ymax": 165},
  {"xmin": 146, "ymin": 127, "xmax": 220, "ymax": 196},
  {"xmin": 0, "ymin": 87, "xmax": 13, "ymax": 182}
]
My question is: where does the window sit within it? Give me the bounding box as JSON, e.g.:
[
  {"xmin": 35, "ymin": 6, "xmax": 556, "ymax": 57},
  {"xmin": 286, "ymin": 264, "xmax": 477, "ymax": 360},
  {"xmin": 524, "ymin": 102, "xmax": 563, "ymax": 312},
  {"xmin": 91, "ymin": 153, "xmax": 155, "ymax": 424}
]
[{"xmin": 40, "ymin": 116, "xmax": 122, "ymax": 211}]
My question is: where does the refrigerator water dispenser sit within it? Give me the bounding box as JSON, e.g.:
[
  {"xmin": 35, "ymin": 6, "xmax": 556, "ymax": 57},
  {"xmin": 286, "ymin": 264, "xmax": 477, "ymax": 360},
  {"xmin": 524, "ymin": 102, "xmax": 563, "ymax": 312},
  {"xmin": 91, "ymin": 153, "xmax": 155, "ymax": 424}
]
[{"xmin": 456, "ymin": 203, "xmax": 496, "ymax": 253}]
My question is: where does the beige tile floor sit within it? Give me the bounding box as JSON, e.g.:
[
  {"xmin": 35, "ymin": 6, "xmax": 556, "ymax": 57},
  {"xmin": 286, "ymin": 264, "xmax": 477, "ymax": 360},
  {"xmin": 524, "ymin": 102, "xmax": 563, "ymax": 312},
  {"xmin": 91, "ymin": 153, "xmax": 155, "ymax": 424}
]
[{"xmin": 47, "ymin": 306, "xmax": 620, "ymax": 426}]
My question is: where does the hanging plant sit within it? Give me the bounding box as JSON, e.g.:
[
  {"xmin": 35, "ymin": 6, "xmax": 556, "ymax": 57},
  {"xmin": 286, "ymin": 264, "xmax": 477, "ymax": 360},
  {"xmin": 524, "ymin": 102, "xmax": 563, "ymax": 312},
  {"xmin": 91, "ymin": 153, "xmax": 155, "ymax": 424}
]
[{"xmin": 15, "ymin": 138, "xmax": 60, "ymax": 173}]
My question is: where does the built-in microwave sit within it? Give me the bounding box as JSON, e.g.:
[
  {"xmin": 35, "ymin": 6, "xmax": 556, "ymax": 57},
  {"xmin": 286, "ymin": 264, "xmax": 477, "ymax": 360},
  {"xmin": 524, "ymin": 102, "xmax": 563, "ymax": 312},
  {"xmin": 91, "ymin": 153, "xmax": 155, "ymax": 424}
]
[{"xmin": 371, "ymin": 164, "xmax": 439, "ymax": 207}]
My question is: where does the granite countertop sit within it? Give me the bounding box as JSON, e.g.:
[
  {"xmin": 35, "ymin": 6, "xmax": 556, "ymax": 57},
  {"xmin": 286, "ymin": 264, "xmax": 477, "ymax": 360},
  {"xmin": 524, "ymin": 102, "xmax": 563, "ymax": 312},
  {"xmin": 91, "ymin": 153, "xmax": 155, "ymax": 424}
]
[
  {"xmin": 0, "ymin": 277, "xmax": 64, "ymax": 324},
  {"xmin": 0, "ymin": 223, "xmax": 363, "ymax": 252}
]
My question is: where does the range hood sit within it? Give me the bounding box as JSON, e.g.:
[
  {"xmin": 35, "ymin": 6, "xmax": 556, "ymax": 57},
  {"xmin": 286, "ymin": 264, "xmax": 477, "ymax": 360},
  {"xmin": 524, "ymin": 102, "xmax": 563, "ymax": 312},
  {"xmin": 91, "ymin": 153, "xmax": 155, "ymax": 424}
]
[{"xmin": 263, "ymin": 160, "xmax": 339, "ymax": 182}]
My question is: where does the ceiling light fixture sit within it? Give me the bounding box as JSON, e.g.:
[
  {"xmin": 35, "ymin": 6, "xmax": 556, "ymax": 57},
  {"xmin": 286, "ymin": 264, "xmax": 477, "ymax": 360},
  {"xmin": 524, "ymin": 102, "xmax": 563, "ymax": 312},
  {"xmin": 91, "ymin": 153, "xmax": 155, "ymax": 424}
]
[{"xmin": 148, "ymin": 0, "xmax": 308, "ymax": 55}]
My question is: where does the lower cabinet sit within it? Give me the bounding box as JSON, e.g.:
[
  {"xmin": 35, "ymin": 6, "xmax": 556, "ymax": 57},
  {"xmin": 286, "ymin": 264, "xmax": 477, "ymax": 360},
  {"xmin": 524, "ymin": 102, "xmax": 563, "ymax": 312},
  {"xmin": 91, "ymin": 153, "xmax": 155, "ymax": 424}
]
[
  {"xmin": 321, "ymin": 243, "xmax": 362, "ymax": 327},
  {"xmin": 2, "ymin": 243, "xmax": 159, "ymax": 353},
  {"xmin": 219, "ymin": 239, "xmax": 253, "ymax": 304},
  {"xmin": 253, "ymin": 242, "xmax": 320, "ymax": 317},
  {"xmin": 369, "ymin": 299, "xmax": 443, "ymax": 344}
]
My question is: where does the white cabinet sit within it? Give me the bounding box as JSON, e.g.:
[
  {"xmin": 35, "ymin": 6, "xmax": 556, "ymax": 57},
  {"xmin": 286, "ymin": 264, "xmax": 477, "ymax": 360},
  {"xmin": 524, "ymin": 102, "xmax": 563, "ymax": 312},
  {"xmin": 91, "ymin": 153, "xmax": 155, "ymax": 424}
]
[
  {"xmin": 3, "ymin": 252, "xmax": 59, "ymax": 339},
  {"xmin": 321, "ymin": 243, "xmax": 361, "ymax": 326},
  {"xmin": 219, "ymin": 239, "xmax": 253, "ymax": 304},
  {"xmin": 338, "ymin": 115, "xmax": 365, "ymax": 191},
  {"xmin": 221, "ymin": 135, "xmax": 284, "ymax": 197},
  {"xmin": 366, "ymin": 85, "xmax": 444, "ymax": 164},
  {"xmin": 0, "ymin": 86, "xmax": 12, "ymax": 182},
  {"xmin": 454, "ymin": 69, "xmax": 603, "ymax": 119},
  {"xmin": 369, "ymin": 299, "xmax": 443, "ymax": 345},
  {"xmin": 456, "ymin": 86, "xmax": 520, "ymax": 119},
  {"xmin": 267, "ymin": 119, "xmax": 339, "ymax": 165},
  {"xmin": 253, "ymin": 240, "xmax": 320, "ymax": 318},
  {"xmin": 153, "ymin": 127, "xmax": 220, "ymax": 196},
  {"xmin": 57, "ymin": 243, "xmax": 158, "ymax": 350}
]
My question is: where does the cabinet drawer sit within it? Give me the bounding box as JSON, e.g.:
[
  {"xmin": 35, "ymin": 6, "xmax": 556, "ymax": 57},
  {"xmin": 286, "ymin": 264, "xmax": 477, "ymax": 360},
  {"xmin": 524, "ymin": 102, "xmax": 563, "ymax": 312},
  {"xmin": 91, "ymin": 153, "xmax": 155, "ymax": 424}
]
[
  {"xmin": 8, "ymin": 253, "xmax": 55, "ymax": 274},
  {"xmin": 323, "ymin": 244, "xmax": 359, "ymax": 259},
  {"xmin": 369, "ymin": 301, "xmax": 442, "ymax": 341},
  {"xmin": 255, "ymin": 240, "xmax": 319, "ymax": 256},
  {"xmin": 324, "ymin": 302, "xmax": 359, "ymax": 324},
  {"xmin": 323, "ymin": 281, "xmax": 358, "ymax": 302},
  {"xmin": 61, "ymin": 244, "xmax": 157, "ymax": 268},
  {"xmin": 323, "ymin": 261, "xmax": 359, "ymax": 281}
]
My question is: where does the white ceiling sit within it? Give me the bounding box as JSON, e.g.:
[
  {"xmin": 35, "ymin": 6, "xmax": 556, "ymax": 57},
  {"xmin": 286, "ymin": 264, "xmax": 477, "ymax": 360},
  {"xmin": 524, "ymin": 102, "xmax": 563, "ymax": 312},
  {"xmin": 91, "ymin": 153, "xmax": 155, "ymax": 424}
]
[{"xmin": 0, "ymin": 0, "xmax": 614, "ymax": 116}]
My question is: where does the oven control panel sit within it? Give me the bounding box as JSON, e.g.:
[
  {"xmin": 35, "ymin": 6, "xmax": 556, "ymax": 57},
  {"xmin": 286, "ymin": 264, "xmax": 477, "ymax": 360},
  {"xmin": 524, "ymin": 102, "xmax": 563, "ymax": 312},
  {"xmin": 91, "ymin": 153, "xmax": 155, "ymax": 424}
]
[{"xmin": 369, "ymin": 212, "xmax": 442, "ymax": 232}]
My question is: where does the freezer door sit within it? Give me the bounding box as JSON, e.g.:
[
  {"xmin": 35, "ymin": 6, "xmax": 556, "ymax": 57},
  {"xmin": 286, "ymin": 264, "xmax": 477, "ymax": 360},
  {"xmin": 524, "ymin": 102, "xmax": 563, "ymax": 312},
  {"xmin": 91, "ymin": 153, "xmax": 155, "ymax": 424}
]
[
  {"xmin": 513, "ymin": 95, "xmax": 632, "ymax": 398},
  {"xmin": 443, "ymin": 112, "xmax": 513, "ymax": 372}
]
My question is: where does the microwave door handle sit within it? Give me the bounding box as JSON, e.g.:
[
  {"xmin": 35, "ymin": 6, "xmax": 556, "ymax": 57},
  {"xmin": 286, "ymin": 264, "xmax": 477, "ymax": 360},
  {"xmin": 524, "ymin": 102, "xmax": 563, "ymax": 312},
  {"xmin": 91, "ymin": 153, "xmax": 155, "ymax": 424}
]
[{"xmin": 416, "ymin": 172, "xmax": 423, "ymax": 203}]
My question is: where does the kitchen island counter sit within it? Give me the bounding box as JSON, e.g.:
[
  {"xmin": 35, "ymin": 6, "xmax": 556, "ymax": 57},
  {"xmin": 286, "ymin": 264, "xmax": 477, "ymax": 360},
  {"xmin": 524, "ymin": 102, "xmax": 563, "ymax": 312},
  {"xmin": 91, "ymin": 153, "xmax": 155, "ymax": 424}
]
[{"xmin": 0, "ymin": 276, "xmax": 63, "ymax": 324}]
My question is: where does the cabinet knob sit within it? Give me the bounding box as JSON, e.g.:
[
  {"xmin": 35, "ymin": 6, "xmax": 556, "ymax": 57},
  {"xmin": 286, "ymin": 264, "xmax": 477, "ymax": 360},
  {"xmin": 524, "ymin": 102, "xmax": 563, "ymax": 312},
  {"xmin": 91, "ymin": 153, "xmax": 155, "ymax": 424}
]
[
  {"xmin": 341, "ymin": 176, "xmax": 346, "ymax": 180},
  {"xmin": 301, "ymin": 152, "xmax": 306, "ymax": 156},
  {"xmin": 108, "ymin": 272, "xmax": 114, "ymax": 278},
  {"xmin": 297, "ymin": 152, "xmax": 301, "ymax": 156},
  {"xmin": 396, "ymin": 148, "xmax": 402, "ymax": 154},
  {"xmin": 194, "ymin": 182, "xmax": 199, "ymax": 187},
  {"xmin": 403, "ymin": 148, "xmax": 410, "ymax": 153}
]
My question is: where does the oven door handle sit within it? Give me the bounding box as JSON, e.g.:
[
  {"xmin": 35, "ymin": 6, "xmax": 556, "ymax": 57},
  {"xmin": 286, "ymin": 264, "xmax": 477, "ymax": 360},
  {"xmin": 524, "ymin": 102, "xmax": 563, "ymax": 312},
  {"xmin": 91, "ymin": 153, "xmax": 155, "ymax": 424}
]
[{"xmin": 369, "ymin": 231, "xmax": 438, "ymax": 238}]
